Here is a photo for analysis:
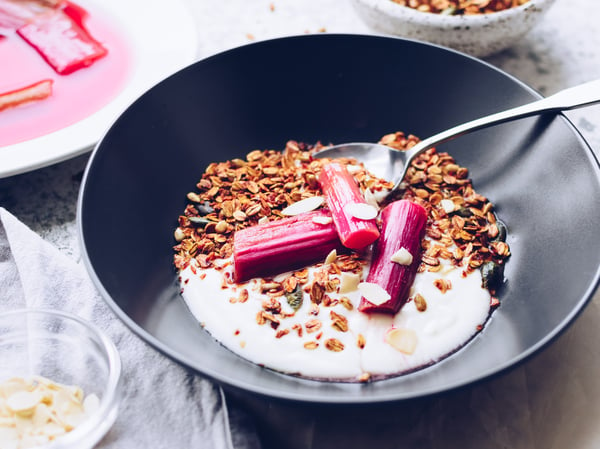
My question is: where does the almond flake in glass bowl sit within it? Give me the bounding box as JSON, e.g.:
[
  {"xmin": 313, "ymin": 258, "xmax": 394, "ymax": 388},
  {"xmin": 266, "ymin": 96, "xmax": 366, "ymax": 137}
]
[{"xmin": 0, "ymin": 376, "xmax": 100, "ymax": 447}]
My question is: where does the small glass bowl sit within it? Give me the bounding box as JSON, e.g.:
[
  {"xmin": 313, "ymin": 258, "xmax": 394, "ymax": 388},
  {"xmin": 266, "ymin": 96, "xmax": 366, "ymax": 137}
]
[{"xmin": 0, "ymin": 308, "xmax": 122, "ymax": 449}]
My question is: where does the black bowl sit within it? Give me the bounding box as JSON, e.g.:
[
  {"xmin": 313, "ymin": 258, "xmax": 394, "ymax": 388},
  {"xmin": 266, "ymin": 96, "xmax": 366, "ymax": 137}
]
[{"xmin": 78, "ymin": 34, "xmax": 600, "ymax": 403}]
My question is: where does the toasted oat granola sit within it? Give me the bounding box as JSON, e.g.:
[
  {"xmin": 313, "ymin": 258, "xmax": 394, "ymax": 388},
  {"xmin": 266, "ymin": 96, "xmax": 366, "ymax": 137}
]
[
  {"xmin": 391, "ymin": 0, "xmax": 530, "ymax": 15},
  {"xmin": 174, "ymin": 132, "xmax": 510, "ymax": 293},
  {"xmin": 173, "ymin": 133, "xmax": 510, "ymax": 370}
]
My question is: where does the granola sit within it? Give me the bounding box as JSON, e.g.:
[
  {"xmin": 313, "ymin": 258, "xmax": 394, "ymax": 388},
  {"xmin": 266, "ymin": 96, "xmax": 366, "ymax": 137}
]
[
  {"xmin": 174, "ymin": 132, "xmax": 510, "ymax": 382},
  {"xmin": 391, "ymin": 0, "xmax": 530, "ymax": 15}
]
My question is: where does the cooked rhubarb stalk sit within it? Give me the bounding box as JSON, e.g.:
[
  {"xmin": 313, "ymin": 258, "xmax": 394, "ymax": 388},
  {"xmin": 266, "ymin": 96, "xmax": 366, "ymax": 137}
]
[
  {"xmin": 0, "ymin": 79, "xmax": 53, "ymax": 112},
  {"xmin": 318, "ymin": 162, "xmax": 380, "ymax": 250},
  {"xmin": 358, "ymin": 200, "xmax": 427, "ymax": 314},
  {"xmin": 17, "ymin": 6, "xmax": 107, "ymax": 75},
  {"xmin": 233, "ymin": 209, "xmax": 343, "ymax": 282}
]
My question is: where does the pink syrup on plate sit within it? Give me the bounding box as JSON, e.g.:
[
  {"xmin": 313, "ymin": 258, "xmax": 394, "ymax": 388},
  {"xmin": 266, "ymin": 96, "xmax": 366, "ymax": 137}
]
[{"xmin": 0, "ymin": 2, "xmax": 133, "ymax": 147}]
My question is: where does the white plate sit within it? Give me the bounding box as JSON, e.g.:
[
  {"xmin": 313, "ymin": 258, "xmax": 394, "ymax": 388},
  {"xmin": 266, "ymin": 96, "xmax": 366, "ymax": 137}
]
[{"xmin": 0, "ymin": 0, "xmax": 198, "ymax": 178}]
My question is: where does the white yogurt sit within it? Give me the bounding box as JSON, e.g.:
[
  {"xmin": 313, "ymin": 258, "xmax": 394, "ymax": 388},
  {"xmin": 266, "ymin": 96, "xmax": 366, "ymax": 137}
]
[{"xmin": 179, "ymin": 256, "xmax": 492, "ymax": 381}]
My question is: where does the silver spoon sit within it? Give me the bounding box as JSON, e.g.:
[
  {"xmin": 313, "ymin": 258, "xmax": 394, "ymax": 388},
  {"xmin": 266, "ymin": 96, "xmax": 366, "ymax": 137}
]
[{"xmin": 314, "ymin": 79, "xmax": 600, "ymax": 197}]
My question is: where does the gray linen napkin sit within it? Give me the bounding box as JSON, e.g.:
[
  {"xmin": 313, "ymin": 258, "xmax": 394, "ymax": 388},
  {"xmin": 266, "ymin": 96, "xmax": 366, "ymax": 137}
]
[{"xmin": 0, "ymin": 207, "xmax": 260, "ymax": 449}]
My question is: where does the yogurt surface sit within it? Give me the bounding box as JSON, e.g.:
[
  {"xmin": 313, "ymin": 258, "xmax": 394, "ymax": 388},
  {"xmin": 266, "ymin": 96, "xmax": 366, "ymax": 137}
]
[{"xmin": 179, "ymin": 256, "xmax": 491, "ymax": 381}]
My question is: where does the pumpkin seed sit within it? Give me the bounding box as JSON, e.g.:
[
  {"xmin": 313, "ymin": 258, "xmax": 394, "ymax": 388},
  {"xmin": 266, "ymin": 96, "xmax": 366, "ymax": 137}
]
[
  {"xmin": 188, "ymin": 216, "xmax": 211, "ymax": 226},
  {"xmin": 481, "ymin": 261, "xmax": 504, "ymax": 290},
  {"xmin": 454, "ymin": 206, "xmax": 473, "ymax": 218},
  {"xmin": 493, "ymin": 219, "xmax": 507, "ymax": 242},
  {"xmin": 284, "ymin": 283, "xmax": 303, "ymax": 312}
]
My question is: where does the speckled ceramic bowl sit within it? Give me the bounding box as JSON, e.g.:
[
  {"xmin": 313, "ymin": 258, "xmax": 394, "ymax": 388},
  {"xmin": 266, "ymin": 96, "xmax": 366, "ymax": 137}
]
[{"xmin": 351, "ymin": 0, "xmax": 557, "ymax": 57}]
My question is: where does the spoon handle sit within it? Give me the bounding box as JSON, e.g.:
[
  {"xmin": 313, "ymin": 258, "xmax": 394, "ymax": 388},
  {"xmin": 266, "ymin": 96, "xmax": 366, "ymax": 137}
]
[{"xmin": 404, "ymin": 78, "xmax": 600, "ymax": 164}]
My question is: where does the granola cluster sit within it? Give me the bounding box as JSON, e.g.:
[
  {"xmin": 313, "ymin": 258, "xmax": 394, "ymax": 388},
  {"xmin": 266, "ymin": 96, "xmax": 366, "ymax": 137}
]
[
  {"xmin": 391, "ymin": 0, "xmax": 530, "ymax": 15},
  {"xmin": 173, "ymin": 140, "xmax": 391, "ymax": 271},
  {"xmin": 381, "ymin": 132, "xmax": 510, "ymax": 292}
]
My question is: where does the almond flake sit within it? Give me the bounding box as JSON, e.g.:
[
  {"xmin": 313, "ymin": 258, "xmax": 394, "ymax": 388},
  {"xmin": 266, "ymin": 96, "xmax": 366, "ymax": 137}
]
[
  {"xmin": 345, "ymin": 202, "xmax": 378, "ymax": 220},
  {"xmin": 324, "ymin": 249, "xmax": 337, "ymax": 265},
  {"xmin": 312, "ymin": 215, "xmax": 333, "ymax": 225},
  {"xmin": 358, "ymin": 282, "xmax": 390, "ymax": 305},
  {"xmin": 83, "ymin": 393, "xmax": 100, "ymax": 415},
  {"xmin": 390, "ymin": 247, "xmax": 413, "ymax": 265},
  {"xmin": 385, "ymin": 328, "xmax": 418, "ymax": 354},
  {"xmin": 0, "ymin": 375, "xmax": 94, "ymax": 444},
  {"xmin": 281, "ymin": 196, "xmax": 324, "ymax": 216},
  {"xmin": 440, "ymin": 199, "xmax": 455, "ymax": 214},
  {"xmin": 339, "ymin": 272, "xmax": 360, "ymax": 293},
  {"xmin": 346, "ymin": 164, "xmax": 362, "ymax": 174},
  {"xmin": 174, "ymin": 228, "xmax": 185, "ymax": 242},
  {"xmin": 363, "ymin": 188, "xmax": 379, "ymax": 209},
  {"xmin": 6, "ymin": 391, "xmax": 40, "ymax": 415}
]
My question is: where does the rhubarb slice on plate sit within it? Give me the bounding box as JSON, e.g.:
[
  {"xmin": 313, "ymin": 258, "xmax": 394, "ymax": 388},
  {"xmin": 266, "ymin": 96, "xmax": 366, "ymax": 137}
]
[
  {"xmin": 17, "ymin": 5, "xmax": 107, "ymax": 75},
  {"xmin": 0, "ymin": 79, "xmax": 53, "ymax": 112}
]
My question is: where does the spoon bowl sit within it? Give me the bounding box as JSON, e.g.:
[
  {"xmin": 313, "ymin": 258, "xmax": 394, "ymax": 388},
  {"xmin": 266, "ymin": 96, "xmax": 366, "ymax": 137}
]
[
  {"xmin": 314, "ymin": 78, "xmax": 600, "ymax": 197},
  {"xmin": 314, "ymin": 142, "xmax": 406, "ymax": 185}
]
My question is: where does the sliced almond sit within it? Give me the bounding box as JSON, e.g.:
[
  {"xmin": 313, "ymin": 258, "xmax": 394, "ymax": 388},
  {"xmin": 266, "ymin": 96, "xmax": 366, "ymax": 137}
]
[
  {"xmin": 39, "ymin": 422, "xmax": 67, "ymax": 438},
  {"xmin": 31, "ymin": 403, "xmax": 53, "ymax": 427},
  {"xmin": 0, "ymin": 378, "xmax": 28, "ymax": 399},
  {"xmin": 14, "ymin": 413, "xmax": 35, "ymax": 435},
  {"xmin": 362, "ymin": 188, "xmax": 379, "ymax": 209},
  {"xmin": 358, "ymin": 282, "xmax": 390, "ymax": 306},
  {"xmin": 345, "ymin": 202, "xmax": 378, "ymax": 220},
  {"xmin": 312, "ymin": 215, "xmax": 333, "ymax": 225},
  {"xmin": 385, "ymin": 328, "xmax": 418, "ymax": 354},
  {"xmin": 82, "ymin": 393, "xmax": 100, "ymax": 416},
  {"xmin": 281, "ymin": 196, "xmax": 324, "ymax": 216},
  {"xmin": 345, "ymin": 164, "xmax": 362, "ymax": 174},
  {"xmin": 174, "ymin": 227, "xmax": 185, "ymax": 242},
  {"xmin": 339, "ymin": 272, "xmax": 360, "ymax": 294},
  {"xmin": 1, "ymin": 376, "xmax": 94, "ymax": 443},
  {"xmin": 440, "ymin": 199, "xmax": 455, "ymax": 214},
  {"xmin": 441, "ymin": 264, "xmax": 456, "ymax": 274},
  {"xmin": 6, "ymin": 391, "xmax": 41, "ymax": 416},
  {"xmin": 390, "ymin": 247, "xmax": 413, "ymax": 265},
  {"xmin": 324, "ymin": 249, "xmax": 337, "ymax": 265}
]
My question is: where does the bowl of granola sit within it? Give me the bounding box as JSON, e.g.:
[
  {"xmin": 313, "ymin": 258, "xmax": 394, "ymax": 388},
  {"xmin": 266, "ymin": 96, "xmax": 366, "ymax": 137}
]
[
  {"xmin": 351, "ymin": 0, "xmax": 557, "ymax": 56},
  {"xmin": 78, "ymin": 34, "xmax": 600, "ymax": 403}
]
